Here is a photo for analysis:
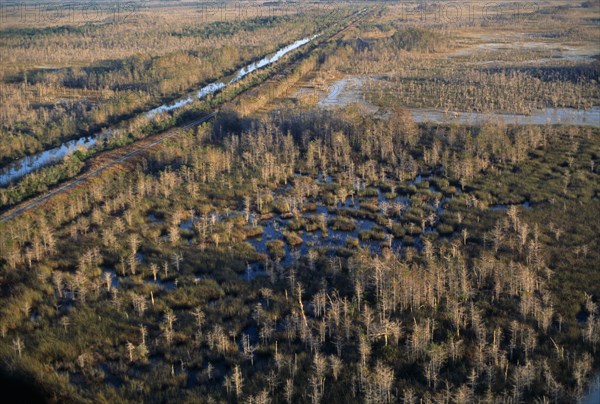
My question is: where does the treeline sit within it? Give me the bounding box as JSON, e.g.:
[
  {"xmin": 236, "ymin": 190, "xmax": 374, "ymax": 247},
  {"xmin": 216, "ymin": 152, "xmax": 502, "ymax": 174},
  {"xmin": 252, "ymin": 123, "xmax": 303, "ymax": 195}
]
[
  {"xmin": 0, "ymin": 9, "xmax": 335, "ymax": 165},
  {"xmin": 319, "ymin": 11, "xmax": 600, "ymax": 114},
  {"xmin": 232, "ymin": 49, "xmax": 322, "ymax": 116},
  {"xmin": 0, "ymin": 9, "xmax": 358, "ymax": 211},
  {"xmin": 366, "ymin": 63, "xmax": 599, "ymax": 112}
]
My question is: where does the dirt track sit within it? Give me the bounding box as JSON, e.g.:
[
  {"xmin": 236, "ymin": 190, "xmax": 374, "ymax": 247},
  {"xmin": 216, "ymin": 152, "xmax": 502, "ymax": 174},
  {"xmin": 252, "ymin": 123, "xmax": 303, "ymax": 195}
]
[
  {"xmin": 0, "ymin": 113, "xmax": 216, "ymax": 223},
  {"xmin": 0, "ymin": 8, "xmax": 372, "ymax": 224}
]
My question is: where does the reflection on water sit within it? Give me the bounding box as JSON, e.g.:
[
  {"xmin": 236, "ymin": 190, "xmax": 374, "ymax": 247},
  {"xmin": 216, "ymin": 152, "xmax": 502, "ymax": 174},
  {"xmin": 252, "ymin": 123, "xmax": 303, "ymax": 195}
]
[
  {"xmin": 146, "ymin": 35, "xmax": 318, "ymax": 117},
  {"xmin": 0, "ymin": 132, "xmax": 109, "ymax": 187},
  {"xmin": 0, "ymin": 35, "xmax": 319, "ymax": 187},
  {"xmin": 244, "ymin": 200, "xmax": 407, "ymax": 272},
  {"xmin": 410, "ymin": 107, "xmax": 600, "ymax": 127},
  {"xmin": 580, "ymin": 372, "xmax": 600, "ymax": 404}
]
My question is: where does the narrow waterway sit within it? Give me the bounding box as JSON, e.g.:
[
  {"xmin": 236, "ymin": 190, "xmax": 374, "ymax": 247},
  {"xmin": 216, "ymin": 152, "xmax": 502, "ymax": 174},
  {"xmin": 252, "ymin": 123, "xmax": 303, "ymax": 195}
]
[
  {"xmin": 409, "ymin": 107, "xmax": 600, "ymax": 127},
  {"xmin": 0, "ymin": 34, "xmax": 319, "ymax": 187},
  {"xmin": 146, "ymin": 34, "xmax": 318, "ymax": 117},
  {"xmin": 0, "ymin": 133, "xmax": 109, "ymax": 187},
  {"xmin": 580, "ymin": 371, "xmax": 600, "ymax": 404}
]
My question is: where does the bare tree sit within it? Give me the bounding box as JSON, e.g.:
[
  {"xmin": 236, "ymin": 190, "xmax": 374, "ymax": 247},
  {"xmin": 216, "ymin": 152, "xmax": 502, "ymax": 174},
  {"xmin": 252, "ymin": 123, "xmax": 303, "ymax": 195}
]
[
  {"xmin": 12, "ymin": 336, "xmax": 23, "ymax": 357},
  {"xmin": 126, "ymin": 341, "xmax": 135, "ymax": 362},
  {"xmin": 285, "ymin": 378, "xmax": 294, "ymax": 404},
  {"xmin": 233, "ymin": 365, "xmax": 244, "ymax": 399}
]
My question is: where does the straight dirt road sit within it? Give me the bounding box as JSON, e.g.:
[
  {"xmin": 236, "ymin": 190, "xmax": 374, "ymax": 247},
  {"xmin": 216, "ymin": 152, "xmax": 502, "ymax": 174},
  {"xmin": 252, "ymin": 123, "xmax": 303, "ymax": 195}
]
[{"xmin": 0, "ymin": 8, "xmax": 371, "ymax": 223}]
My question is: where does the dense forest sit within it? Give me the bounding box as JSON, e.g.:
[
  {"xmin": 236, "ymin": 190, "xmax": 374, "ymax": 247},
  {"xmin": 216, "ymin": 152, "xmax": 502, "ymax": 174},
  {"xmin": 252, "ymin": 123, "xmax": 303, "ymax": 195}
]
[{"xmin": 0, "ymin": 1, "xmax": 599, "ymax": 403}]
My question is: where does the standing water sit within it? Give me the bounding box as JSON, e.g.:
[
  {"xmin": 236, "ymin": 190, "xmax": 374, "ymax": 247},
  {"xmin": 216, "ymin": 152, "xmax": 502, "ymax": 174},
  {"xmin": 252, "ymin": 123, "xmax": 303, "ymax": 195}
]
[
  {"xmin": 145, "ymin": 35, "xmax": 319, "ymax": 117},
  {"xmin": 0, "ymin": 34, "xmax": 320, "ymax": 187},
  {"xmin": 580, "ymin": 371, "xmax": 600, "ymax": 404},
  {"xmin": 0, "ymin": 131, "xmax": 112, "ymax": 187}
]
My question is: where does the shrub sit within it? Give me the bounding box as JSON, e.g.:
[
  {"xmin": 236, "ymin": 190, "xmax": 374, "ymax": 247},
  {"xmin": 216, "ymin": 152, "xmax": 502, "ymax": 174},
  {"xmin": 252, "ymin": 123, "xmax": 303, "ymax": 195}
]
[
  {"xmin": 272, "ymin": 201, "xmax": 290, "ymax": 214},
  {"xmin": 359, "ymin": 227, "xmax": 386, "ymax": 241},
  {"xmin": 266, "ymin": 240, "xmax": 286, "ymax": 259},
  {"xmin": 283, "ymin": 232, "xmax": 303, "ymax": 246},
  {"xmin": 391, "ymin": 223, "xmax": 406, "ymax": 238},
  {"xmin": 330, "ymin": 217, "xmax": 356, "ymax": 232},
  {"xmin": 437, "ymin": 223, "xmax": 455, "ymax": 235}
]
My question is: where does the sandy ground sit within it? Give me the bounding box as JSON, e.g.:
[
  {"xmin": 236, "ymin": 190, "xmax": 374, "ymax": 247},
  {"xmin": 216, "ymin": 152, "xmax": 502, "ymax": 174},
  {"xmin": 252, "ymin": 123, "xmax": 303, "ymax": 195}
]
[{"xmin": 291, "ymin": 75, "xmax": 381, "ymax": 113}]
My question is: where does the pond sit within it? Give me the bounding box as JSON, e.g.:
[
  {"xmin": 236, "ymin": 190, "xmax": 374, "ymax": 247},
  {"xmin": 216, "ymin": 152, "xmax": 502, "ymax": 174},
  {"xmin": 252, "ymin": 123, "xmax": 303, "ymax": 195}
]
[{"xmin": 244, "ymin": 199, "xmax": 409, "ymax": 272}]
